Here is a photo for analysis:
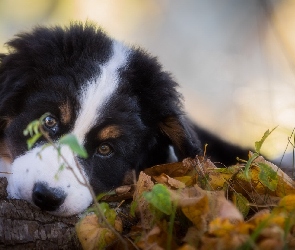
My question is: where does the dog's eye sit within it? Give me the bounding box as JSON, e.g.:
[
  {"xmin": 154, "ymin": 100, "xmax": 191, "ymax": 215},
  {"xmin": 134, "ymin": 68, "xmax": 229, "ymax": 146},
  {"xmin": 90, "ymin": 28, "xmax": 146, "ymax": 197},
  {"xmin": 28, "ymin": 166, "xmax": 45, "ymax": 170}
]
[
  {"xmin": 43, "ymin": 115, "xmax": 58, "ymax": 133},
  {"xmin": 96, "ymin": 143, "xmax": 113, "ymax": 156}
]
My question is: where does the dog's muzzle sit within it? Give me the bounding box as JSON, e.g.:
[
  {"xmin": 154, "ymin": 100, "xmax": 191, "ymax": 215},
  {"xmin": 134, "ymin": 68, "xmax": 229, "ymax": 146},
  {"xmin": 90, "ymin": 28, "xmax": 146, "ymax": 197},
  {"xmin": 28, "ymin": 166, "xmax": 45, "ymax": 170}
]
[{"xmin": 32, "ymin": 182, "xmax": 67, "ymax": 211}]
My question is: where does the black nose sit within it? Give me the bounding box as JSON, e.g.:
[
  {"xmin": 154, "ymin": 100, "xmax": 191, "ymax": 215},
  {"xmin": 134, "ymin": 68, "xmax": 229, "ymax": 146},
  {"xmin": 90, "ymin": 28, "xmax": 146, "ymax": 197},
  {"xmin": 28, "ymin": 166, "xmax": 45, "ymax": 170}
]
[{"xmin": 32, "ymin": 182, "xmax": 66, "ymax": 211}]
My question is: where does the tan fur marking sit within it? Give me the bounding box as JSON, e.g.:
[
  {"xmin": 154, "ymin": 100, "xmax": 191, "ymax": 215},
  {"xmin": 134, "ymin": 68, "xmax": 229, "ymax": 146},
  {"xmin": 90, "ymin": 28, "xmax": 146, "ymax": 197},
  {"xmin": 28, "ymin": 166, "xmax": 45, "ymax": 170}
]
[
  {"xmin": 1, "ymin": 116, "xmax": 12, "ymax": 128},
  {"xmin": 98, "ymin": 125, "xmax": 122, "ymax": 140},
  {"xmin": 0, "ymin": 140, "xmax": 13, "ymax": 163},
  {"xmin": 59, "ymin": 101, "xmax": 72, "ymax": 124},
  {"xmin": 159, "ymin": 116, "xmax": 185, "ymax": 152}
]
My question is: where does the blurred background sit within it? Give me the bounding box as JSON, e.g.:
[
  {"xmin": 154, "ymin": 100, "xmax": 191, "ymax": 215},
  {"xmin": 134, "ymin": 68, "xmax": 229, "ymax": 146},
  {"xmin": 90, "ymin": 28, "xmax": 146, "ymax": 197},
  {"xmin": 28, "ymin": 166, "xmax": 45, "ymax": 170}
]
[{"xmin": 0, "ymin": 0, "xmax": 294, "ymax": 159}]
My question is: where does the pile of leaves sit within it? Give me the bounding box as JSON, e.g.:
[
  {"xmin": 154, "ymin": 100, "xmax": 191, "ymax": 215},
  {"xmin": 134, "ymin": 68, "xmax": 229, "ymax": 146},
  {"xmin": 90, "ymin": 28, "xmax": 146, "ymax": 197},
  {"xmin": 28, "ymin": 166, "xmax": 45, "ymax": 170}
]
[{"xmin": 75, "ymin": 130, "xmax": 295, "ymax": 250}]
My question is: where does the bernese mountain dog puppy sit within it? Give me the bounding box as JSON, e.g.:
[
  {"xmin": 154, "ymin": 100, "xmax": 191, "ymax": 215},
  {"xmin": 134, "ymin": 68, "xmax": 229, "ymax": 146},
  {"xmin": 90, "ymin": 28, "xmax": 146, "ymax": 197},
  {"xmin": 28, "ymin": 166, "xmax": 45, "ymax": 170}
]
[{"xmin": 0, "ymin": 23, "xmax": 248, "ymax": 216}]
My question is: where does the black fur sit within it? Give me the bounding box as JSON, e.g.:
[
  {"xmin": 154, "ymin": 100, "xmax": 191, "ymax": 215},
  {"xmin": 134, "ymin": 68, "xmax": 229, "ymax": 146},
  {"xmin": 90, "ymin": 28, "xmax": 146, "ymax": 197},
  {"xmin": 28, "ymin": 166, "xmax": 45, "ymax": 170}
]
[{"xmin": 0, "ymin": 23, "xmax": 248, "ymax": 215}]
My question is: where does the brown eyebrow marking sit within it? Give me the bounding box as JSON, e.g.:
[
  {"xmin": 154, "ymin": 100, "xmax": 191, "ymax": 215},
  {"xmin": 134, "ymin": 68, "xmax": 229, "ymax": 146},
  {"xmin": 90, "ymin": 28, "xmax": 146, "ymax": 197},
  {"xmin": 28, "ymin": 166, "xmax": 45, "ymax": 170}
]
[
  {"xmin": 59, "ymin": 101, "xmax": 72, "ymax": 124},
  {"xmin": 0, "ymin": 140, "xmax": 12, "ymax": 163},
  {"xmin": 98, "ymin": 125, "xmax": 122, "ymax": 140}
]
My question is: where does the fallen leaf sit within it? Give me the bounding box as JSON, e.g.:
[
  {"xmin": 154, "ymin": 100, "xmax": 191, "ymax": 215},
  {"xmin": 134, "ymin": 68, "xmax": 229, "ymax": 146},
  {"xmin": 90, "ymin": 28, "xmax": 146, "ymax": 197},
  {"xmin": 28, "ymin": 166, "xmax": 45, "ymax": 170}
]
[
  {"xmin": 257, "ymin": 226, "xmax": 284, "ymax": 250},
  {"xmin": 115, "ymin": 185, "xmax": 131, "ymax": 195},
  {"xmin": 133, "ymin": 172, "xmax": 155, "ymax": 229},
  {"xmin": 174, "ymin": 175, "xmax": 194, "ymax": 186},
  {"xmin": 136, "ymin": 222, "xmax": 178, "ymax": 250},
  {"xmin": 177, "ymin": 243, "xmax": 197, "ymax": 250},
  {"xmin": 144, "ymin": 161, "xmax": 193, "ymax": 178},
  {"xmin": 76, "ymin": 214, "xmax": 122, "ymax": 250},
  {"xmin": 182, "ymin": 226, "xmax": 203, "ymax": 248},
  {"xmin": 153, "ymin": 173, "xmax": 185, "ymax": 189},
  {"xmin": 182, "ymin": 194, "xmax": 209, "ymax": 230},
  {"xmin": 252, "ymin": 154, "xmax": 295, "ymax": 197},
  {"xmin": 275, "ymin": 194, "xmax": 295, "ymax": 213},
  {"xmin": 232, "ymin": 193, "xmax": 250, "ymax": 218},
  {"xmin": 143, "ymin": 184, "xmax": 173, "ymax": 215},
  {"xmin": 209, "ymin": 191, "xmax": 243, "ymax": 223},
  {"xmin": 200, "ymin": 233, "xmax": 249, "ymax": 250}
]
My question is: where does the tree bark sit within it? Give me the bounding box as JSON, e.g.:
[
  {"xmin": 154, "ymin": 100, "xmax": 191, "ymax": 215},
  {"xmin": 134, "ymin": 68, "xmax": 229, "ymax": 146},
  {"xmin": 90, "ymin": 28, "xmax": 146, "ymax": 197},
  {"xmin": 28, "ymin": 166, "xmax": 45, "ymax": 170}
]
[{"xmin": 0, "ymin": 178, "xmax": 82, "ymax": 249}]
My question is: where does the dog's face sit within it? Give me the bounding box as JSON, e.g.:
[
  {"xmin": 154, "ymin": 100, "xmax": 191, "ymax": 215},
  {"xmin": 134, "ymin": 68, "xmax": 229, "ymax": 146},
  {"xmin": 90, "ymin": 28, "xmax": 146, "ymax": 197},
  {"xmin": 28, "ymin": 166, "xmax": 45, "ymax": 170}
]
[{"xmin": 0, "ymin": 24, "xmax": 201, "ymax": 216}]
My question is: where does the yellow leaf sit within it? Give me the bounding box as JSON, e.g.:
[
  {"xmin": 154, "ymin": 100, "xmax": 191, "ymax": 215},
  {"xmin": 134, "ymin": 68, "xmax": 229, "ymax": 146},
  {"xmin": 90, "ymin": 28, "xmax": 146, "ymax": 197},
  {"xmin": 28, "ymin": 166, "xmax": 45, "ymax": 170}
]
[
  {"xmin": 277, "ymin": 194, "xmax": 295, "ymax": 213},
  {"xmin": 208, "ymin": 218, "xmax": 235, "ymax": 237},
  {"xmin": 181, "ymin": 194, "xmax": 209, "ymax": 228},
  {"xmin": 169, "ymin": 186, "xmax": 209, "ymax": 229},
  {"xmin": 209, "ymin": 218, "xmax": 253, "ymax": 236},
  {"xmin": 174, "ymin": 175, "xmax": 194, "ymax": 186}
]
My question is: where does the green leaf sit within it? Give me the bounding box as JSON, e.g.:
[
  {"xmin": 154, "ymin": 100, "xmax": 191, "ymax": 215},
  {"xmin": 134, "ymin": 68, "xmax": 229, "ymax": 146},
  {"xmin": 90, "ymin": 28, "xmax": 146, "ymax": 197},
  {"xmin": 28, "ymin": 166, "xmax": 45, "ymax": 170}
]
[
  {"xmin": 258, "ymin": 163, "xmax": 278, "ymax": 191},
  {"xmin": 99, "ymin": 202, "xmax": 116, "ymax": 226},
  {"xmin": 59, "ymin": 134, "xmax": 88, "ymax": 158},
  {"xmin": 254, "ymin": 127, "xmax": 277, "ymax": 154},
  {"xmin": 23, "ymin": 120, "xmax": 40, "ymax": 137},
  {"xmin": 143, "ymin": 184, "xmax": 173, "ymax": 215},
  {"xmin": 27, "ymin": 132, "xmax": 42, "ymax": 149},
  {"xmin": 96, "ymin": 193, "xmax": 108, "ymax": 201},
  {"xmin": 233, "ymin": 193, "xmax": 249, "ymax": 218},
  {"xmin": 129, "ymin": 200, "xmax": 138, "ymax": 217}
]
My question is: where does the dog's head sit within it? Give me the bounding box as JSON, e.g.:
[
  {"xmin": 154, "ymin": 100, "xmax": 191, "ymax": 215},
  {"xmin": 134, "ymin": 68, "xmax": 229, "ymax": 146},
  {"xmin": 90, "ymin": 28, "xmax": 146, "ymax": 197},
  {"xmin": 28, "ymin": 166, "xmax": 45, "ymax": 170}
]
[{"xmin": 0, "ymin": 24, "xmax": 201, "ymax": 216}]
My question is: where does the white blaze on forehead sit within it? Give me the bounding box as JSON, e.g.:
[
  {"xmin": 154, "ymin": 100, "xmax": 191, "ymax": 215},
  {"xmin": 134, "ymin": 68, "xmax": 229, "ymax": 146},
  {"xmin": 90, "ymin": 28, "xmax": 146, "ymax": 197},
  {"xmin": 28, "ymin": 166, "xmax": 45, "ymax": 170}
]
[{"xmin": 73, "ymin": 41, "xmax": 129, "ymax": 143}]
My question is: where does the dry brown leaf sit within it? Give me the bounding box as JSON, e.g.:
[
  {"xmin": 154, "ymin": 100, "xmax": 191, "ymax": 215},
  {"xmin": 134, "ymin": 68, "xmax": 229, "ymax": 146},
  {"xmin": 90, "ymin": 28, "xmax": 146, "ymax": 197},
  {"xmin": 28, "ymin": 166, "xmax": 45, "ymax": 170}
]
[
  {"xmin": 286, "ymin": 233, "xmax": 295, "ymax": 249},
  {"xmin": 133, "ymin": 172, "xmax": 155, "ymax": 230},
  {"xmin": 252, "ymin": 154, "xmax": 295, "ymax": 197},
  {"xmin": 136, "ymin": 225, "xmax": 164, "ymax": 250},
  {"xmin": 144, "ymin": 160, "xmax": 194, "ymax": 178},
  {"xmin": 200, "ymin": 233, "xmax": 249, "ymax": 250},
  {"xmin": 75, "ymin": 214, "xmax": 122, "ymax": 250},
  {"xmin": 153, "ymin": 173, "xmax": 185, "ymax": 189},
  {"xmin": 189, "ymin": 154, "xmax": 295, "ymax": 202},
  {"xmin": 136, "ymin": 222, "xmax": 178, "ymax": 250},
  {"xmin": 247, "ymin": 209, "xmax": 271, "ymax": 224},
  {"xmin": 182, "ymin": 226, "xmax": 203, "ymax": 248},
  {"xmin": 169, "ymin": 184, "xmax": 243, "ymax": 231},
  {"xmin": 214, "ymin": 193, "xmax": 244, "ymax": 222},
  {"xmin": 115, "ymin": 185, "xmax": 131, "ymax": 195},
  {"xmin": 257, "ymin": 226, "xmax": 284, "ymax": 250},
  {"xmin": 248, "ymin": 192, "xmax": 280, "ymax": 208},
  {"xmin": 177, "ymin": 243, "xmax": 197, "ymax": 250}
]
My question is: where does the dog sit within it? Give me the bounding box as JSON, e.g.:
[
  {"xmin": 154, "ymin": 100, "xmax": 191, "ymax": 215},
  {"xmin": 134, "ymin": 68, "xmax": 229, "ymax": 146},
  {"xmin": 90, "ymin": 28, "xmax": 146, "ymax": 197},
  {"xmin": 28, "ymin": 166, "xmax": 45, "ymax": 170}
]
[{"xmin": 0, "ymin": 23, "xmax": 248, "ymax": 216}]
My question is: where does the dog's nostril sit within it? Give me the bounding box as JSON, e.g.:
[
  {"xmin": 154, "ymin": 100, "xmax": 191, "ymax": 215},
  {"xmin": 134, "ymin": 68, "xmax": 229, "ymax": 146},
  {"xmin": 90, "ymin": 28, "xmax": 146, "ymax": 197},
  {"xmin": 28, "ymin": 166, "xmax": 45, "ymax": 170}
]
[{"xmin": 32, "ymin": 182, "xmax": 66, "ymax": 211}]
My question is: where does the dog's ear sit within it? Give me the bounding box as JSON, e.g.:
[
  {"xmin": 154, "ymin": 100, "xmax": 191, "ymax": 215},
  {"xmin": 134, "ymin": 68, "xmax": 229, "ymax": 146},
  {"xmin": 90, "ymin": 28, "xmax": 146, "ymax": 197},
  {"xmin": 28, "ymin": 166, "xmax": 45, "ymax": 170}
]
[
  {"xmin": 0, "ymin": 54, "xmax": 23, "ymax": 136},
  {"xmin": 159, "ymin": 116, "xmax": 202, "ymax": 160}
]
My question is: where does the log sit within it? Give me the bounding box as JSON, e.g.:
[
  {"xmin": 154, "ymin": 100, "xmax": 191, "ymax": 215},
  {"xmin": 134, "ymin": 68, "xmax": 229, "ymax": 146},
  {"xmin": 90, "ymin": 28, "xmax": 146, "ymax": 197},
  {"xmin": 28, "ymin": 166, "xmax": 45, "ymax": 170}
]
[{"xmin": 0, "ymin": 178, "xmax": 82, "ymax": 249}]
